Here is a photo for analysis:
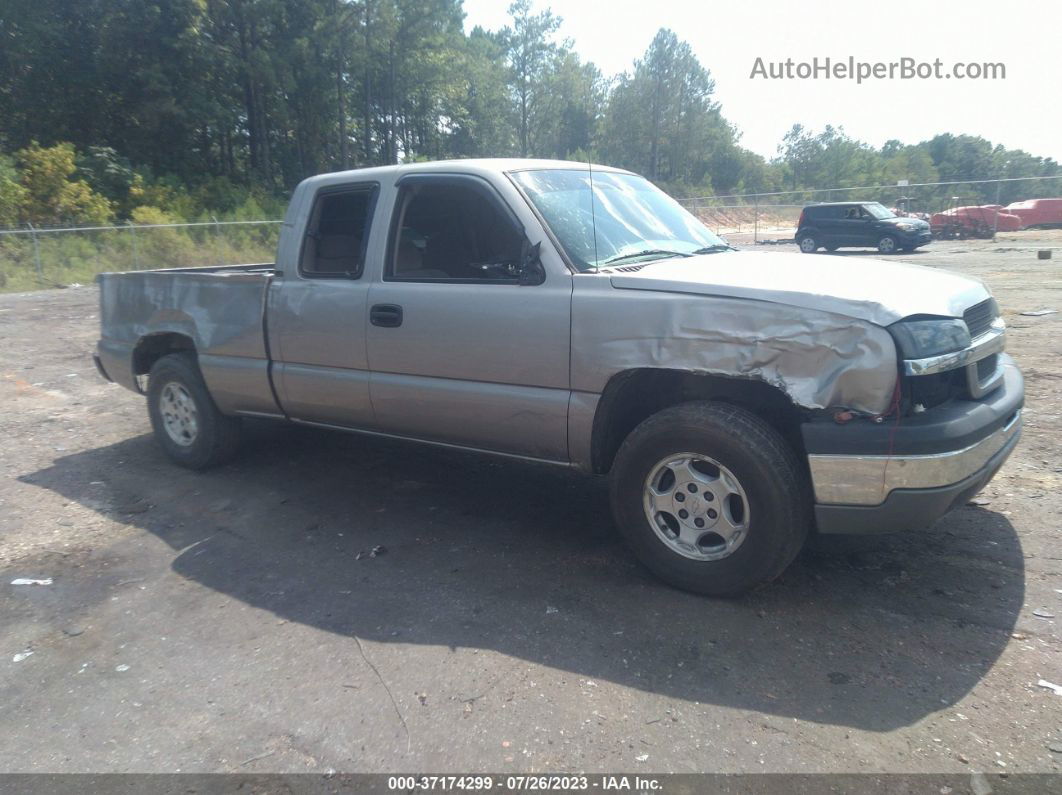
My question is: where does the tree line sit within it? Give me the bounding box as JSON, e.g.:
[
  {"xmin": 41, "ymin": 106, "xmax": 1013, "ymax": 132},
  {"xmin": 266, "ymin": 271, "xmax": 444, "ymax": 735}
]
[{"xmin": 1, "ymin": 0, "xmax": 1059, "ymax": 227}]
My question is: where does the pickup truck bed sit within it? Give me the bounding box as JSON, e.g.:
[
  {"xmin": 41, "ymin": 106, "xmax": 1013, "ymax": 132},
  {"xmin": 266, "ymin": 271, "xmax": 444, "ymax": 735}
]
[{"xmin": 97, "ymin": 264, "xmax": 280, "ymax": 417}]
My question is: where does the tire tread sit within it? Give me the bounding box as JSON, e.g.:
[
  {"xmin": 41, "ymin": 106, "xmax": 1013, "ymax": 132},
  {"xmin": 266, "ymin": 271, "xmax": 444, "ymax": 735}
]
[
  {"xmin": 147, "ymin": 352, "xmax": 241, "ymax": 470},
  {"xmin": 610, "ymin": 401, "xmax": 810, "ymax": 596}
]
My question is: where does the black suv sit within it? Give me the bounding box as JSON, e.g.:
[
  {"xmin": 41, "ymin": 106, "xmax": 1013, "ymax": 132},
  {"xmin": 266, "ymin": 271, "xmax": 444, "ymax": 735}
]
[{"xmin": 795, "ymin": 201, "xmax": 932, "ymax": 254}]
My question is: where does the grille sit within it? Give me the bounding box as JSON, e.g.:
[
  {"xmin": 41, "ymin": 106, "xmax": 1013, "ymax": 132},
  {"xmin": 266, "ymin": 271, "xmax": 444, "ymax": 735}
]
[{"xmin": 963, "ymin": 299, "xmax": 997, "ymax": 338}]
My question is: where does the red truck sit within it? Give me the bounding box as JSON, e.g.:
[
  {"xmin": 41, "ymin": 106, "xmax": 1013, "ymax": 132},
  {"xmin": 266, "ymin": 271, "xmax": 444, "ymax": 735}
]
[
  {"xmin": 930, "ymin": 205, "xmax": 1022, "ymax": 238},
  {"xmin": 1005, "ymin": 198, "xmax": 1062, "ymax": 229}
]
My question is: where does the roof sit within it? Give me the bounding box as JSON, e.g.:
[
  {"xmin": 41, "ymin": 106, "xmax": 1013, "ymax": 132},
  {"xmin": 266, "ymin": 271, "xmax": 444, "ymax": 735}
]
[{"xmin": 296, "ymin": 158, "xmax": 634, "ymax": 191}]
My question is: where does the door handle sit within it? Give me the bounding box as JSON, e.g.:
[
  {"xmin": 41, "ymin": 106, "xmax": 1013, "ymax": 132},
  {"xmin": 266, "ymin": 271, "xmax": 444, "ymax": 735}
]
[{"xmin": 370, "ymin": 303, "xmax": 403, "ymax": 328}]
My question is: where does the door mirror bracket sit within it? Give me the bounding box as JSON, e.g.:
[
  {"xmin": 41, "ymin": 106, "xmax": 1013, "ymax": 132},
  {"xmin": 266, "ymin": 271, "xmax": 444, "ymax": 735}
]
[{"xmin": 519, "ymin": 241, "xmax": 545, "ymax": 286}]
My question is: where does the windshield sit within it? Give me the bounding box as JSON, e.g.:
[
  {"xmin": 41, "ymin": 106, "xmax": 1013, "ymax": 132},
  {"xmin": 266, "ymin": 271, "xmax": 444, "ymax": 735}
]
[
  {"xmin": 863, "ymin": 202, "xmax": 895, "ymax": 220},
  {"xmin": 511, "ymin": 169, "xmax": 726, "ymax": 271}
]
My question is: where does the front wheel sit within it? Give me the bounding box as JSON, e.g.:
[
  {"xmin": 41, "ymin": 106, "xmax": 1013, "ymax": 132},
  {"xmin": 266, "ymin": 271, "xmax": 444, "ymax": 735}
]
[
  {"xmin": 147, "ymin": 352, "xmax": 241, "ymax": 469},
  {"xmin": 609, "ymin": 402, "xmax": 810, "ymax": 597},
  {"xmin": 877, "ymin": 235, "xmax": 899, "ymax": 254}
]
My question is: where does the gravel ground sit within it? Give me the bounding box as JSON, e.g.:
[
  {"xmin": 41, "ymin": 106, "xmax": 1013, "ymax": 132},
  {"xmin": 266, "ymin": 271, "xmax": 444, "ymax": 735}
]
[{"xmin": 1, "ymin": 232, "xmax": 1060, "ymax": 775}]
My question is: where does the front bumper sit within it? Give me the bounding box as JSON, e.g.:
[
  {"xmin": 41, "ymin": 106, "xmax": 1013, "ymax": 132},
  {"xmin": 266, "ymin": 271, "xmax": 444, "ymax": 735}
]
[
  {"xmin": 895, "ymin": 229, "xmax": 933, "ymax": 248},
  {"xmin": 803, "ymin": 355, "xmax": 1023, "ymax": 534}
]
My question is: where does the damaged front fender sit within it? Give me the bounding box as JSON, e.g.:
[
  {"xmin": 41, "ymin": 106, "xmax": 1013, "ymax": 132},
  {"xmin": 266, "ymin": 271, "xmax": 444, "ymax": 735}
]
[{"xmin": 571, "ymin": 283, "xmax": 898, "ymax": 416}]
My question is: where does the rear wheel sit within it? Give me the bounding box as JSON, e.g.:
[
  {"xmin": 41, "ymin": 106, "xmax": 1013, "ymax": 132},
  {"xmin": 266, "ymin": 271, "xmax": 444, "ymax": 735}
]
[
  {"xmin": 877, "ymin": 234, "xmax": 899, "ymax": 254},
  {"xmin": 147, "ymin": 352, "xmax": 241, "ymax": 469},
  {"xmin": 609, "ymin": 402, "xmax": 810, "ymax": 597},
  {"xmin": 797, "ymin": 234, "xmax": 818, "ymax": 253}
]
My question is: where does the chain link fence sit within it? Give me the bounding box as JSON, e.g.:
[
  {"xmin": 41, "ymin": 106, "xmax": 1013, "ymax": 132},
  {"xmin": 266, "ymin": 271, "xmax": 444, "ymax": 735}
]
[
  {"xmin": 0, "ymin": 219, "xmax": 281, "ymax": 293},
  {"xmin": 677, "ymin": 175, "xmax": 1062, "ymax": 243},
  {"xmin": 2, "ymin": 174, "xmax": 1061, "ymax": 292}
]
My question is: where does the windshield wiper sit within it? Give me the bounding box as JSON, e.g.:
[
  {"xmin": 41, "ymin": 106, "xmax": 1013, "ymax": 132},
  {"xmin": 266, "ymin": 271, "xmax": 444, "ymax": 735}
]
[
  {"xmin": 601, "ymin": 249, "xmax": 692, "ymax": 266},
  {"xmin": 690, "ymin": 244, "xmax": 737, "ymax": 254}
]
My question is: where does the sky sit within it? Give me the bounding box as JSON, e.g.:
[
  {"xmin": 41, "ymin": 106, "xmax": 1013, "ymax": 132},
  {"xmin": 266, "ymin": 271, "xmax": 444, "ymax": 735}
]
[{"xmin": 462, "ymin": 0, "xmax": 1062, "ymax": 163}]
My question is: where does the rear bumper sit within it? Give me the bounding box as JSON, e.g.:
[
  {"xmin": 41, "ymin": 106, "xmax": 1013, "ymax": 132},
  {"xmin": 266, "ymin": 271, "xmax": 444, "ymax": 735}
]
[
  {"xmin": 95, "ymin": 339, "xmax": 138, "ymax": 392},
  {"xmin": 803, "ymin": 355, "xmax": 1023, "ymax": 534}
]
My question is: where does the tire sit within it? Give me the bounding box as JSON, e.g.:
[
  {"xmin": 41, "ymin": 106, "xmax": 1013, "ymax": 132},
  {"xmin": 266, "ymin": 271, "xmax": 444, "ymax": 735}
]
[
  {"xmin": 609, "ymin": 401, "xmax": 810, "ymax": 597},
  {"xmin": 797, "ymin": 234, "xmax": 818, "ymax": 253},
  {"xmin": 147, "ymin": 352, "xmax": 241, "ymax": 469},
  {"xmin": 877, "ymin": 234, "xmax": 899, "ymax": 254}
]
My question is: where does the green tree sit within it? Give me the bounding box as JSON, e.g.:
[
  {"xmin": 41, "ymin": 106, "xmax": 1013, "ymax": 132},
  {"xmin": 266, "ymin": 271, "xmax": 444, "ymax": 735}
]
[
  {"xmin": 2, "ymin": 0, "xmax": 1059, "ymax": 213},
  {"xmin": 601, "ymin": 29, "xmax": 733, "ymax": 193},
  {"xmin": 879, "ymin": 142, "xmax": 938, "ymax": 187},
  {"xmin": 0, "ymin": 155, "xmax": 27, "ymax": 225},
  {"xmin": 448, "ymin": 27, "xmax": 518, "ymax": 157},
  {"xmin": 16, "ymin": 142, "xmax": 113, "ymax": 225},
  {"xmin": 532, "ymin": 50, "xmax": 603, "ymax": 160},
  {"xmin": 501, "ymin": 0, "xmax": 561, "ymax": 157}
]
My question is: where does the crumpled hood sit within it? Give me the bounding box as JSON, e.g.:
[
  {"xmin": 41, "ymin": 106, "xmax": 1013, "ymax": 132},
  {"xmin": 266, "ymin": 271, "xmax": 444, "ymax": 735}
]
[{"xmin": 608, "ymin": 250, "xmax": 990, "ymax": 327}]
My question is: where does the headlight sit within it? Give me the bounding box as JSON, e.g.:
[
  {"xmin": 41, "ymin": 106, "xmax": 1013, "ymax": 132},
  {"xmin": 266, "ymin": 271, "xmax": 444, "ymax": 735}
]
[
  {"xmin": 889, "ymin": 318, "xmax": 971, "ymax": 359},
  {"xmin": 895, "ymin": 222, "xmax": 918, "ymax": 232}
]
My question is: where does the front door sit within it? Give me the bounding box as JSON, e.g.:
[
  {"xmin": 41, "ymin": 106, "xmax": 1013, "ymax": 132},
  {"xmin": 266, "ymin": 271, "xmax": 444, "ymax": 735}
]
[
  {"xmin": 365, "ymin": 175, "xmax": 572, "ymax": 461},
  {"xmin": 831, "ymin": 205, "xmax": 869, "ymax": 246}
]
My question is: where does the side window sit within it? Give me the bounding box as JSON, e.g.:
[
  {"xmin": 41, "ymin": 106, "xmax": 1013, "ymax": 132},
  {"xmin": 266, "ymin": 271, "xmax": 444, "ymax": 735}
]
[
  {"xmin": 387, "ymin": 181, "xmax": 525, "ymax": 282},
  {"xmin": 300, "ymin": 185, "xmax": 376, "ymax": 278},
  {"xmin": 810, "ymin": 206, "xmax": 842, "ymax": 221}
]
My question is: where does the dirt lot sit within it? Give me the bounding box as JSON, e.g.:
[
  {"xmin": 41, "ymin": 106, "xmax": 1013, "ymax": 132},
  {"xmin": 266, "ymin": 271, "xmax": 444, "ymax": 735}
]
[{"xmin": 1, "ymin": 231, "xmax": 1061, "ymax": 775}]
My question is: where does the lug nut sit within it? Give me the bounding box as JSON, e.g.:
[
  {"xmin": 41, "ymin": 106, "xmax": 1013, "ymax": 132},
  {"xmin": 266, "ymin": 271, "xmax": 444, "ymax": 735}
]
[
  {"xmin": 705, "ymin": 492, "xmax": 714, "ymax": 501},
  {"xmin": 678, "ymin": 509, "xmax": 688, "ymax": 519},
  {"xmin": 675, "ymin": 492, "xmax": 685, "ymax": 502},
  {"xmin": 694, "ymin": 518, "xmax": 705, "ymax": 528},
  {"xmin": 687, "ymin": 484, "xmax": 698, "ymax": 493},
  {"xmin": 707, "ymin": 509, "xmax": 718, "ymax": 519}
]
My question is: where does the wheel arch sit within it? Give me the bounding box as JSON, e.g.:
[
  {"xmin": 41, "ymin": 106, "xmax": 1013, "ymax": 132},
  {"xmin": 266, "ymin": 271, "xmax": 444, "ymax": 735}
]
[
  {"xmin": 589, "ymin": 368, "xmax": 808, "ymax": 475},
  {"xmin": 132, "ymin": 332, "xmax": 197, "ymax": 383}
]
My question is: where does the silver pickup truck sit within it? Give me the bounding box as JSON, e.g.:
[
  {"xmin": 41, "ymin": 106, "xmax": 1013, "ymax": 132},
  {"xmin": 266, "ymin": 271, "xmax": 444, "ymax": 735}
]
[{"xmin": 95, "ymin": 159, "xmax": 1023, "ymax": 595}]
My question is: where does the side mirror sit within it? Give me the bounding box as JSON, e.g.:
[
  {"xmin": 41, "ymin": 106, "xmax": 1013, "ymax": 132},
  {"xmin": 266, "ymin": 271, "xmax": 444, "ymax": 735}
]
[{"xmin": 519, "ymin": 241, "xmax": 545, "ymax": 286}]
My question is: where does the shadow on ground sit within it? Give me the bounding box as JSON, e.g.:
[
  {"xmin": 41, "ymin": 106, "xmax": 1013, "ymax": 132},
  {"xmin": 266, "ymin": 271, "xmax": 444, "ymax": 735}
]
[{"xmin": 21, "ymin": 421, "xmax": 1024, "ymax": 732}]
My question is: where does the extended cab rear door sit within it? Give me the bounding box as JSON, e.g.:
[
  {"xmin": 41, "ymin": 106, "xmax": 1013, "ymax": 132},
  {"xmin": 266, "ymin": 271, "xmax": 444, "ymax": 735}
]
[
  {"xmin": 364, "ymin": 172, "xmax": 573, "ymax": 462},
  {"xmin": 266, "ymin": 180, "xmax": 379, "ymax": 428}
]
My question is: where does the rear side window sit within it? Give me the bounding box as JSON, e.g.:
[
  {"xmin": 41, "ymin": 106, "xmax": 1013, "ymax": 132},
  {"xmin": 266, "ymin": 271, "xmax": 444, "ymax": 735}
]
[
  {"xmin": 806, "ymin": 205, "xmax": 846, "ymax": 220},
  {"xmin": 300, "ymin": 185, "xmax": 377, "ymax": 278}
]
